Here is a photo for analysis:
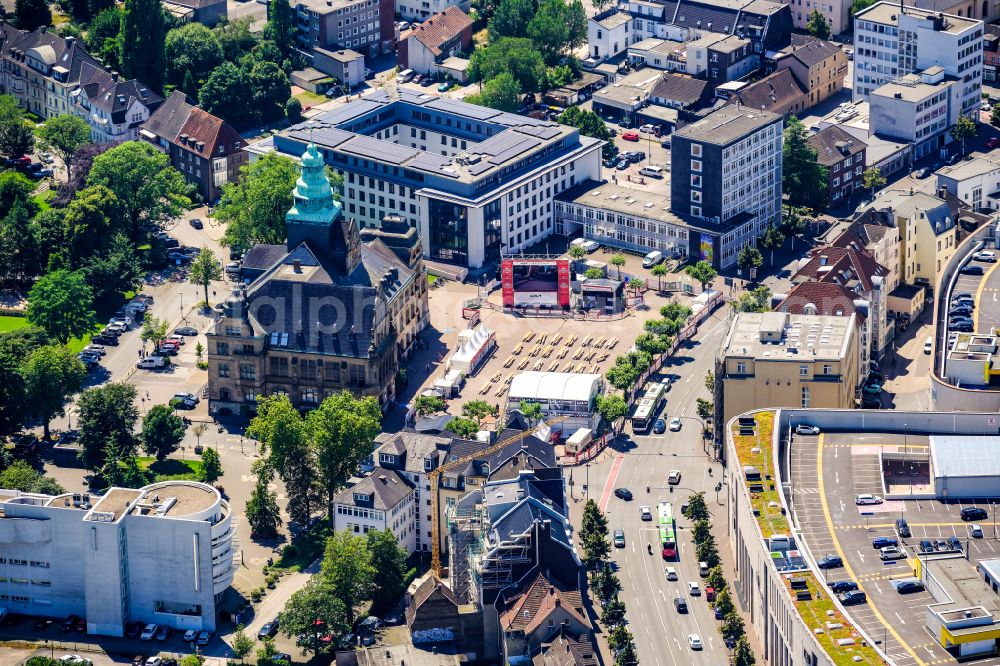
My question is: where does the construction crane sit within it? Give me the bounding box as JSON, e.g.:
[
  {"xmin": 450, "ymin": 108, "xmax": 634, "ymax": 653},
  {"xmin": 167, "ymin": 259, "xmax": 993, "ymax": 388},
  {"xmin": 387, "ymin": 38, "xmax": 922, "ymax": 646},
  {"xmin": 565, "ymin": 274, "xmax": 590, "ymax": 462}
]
[{"xmin": 430, "ymin": 416, "xmax": 566, "ymax": 577}]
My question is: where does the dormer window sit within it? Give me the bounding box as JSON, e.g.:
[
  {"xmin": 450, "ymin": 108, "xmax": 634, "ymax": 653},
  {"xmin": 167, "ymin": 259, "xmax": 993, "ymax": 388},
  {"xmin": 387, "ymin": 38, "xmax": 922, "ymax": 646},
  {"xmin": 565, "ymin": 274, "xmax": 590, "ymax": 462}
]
[
  {"xmin": 423, "ymin": 457, "xmax": 432, "ymax": 471},
  {"xmin": 379, "ymin": 453, "xmax": 396, "ymax": 464},
  {"xmin": 353, "ymin": 492, "xmax": 371, "ymax": 503}
]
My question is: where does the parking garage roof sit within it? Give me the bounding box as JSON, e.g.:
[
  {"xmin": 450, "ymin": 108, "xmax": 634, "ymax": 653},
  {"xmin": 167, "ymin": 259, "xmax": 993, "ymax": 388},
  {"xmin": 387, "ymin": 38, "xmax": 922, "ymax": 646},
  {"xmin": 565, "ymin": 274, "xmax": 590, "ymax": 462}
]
[
  {"xmin": 929, "ymin": 435, "xmax": 1000, "ymax": 478},
  {"xmin": 926, "ymin": 557, "xmax": 1000, "ymax": 618}
]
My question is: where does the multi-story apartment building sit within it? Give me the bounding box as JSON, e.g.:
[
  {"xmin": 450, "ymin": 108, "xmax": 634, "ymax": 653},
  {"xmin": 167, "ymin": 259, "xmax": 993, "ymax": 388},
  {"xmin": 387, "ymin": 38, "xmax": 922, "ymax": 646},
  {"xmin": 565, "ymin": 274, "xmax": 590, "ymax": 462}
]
[
  {"xmin": 397, "ymin": 7, "xmax": 472, "ymax": 76},
  {"xmin": 395, "ymin": 0, "xmax": 470, "ymax": 23},
  {"xmin": 253, "ymin": 90, "xmax": 603, "ymax": 268},
  {"xmin": 75, "ymin": 63, "xmax": 162, "ymax": 143},
  {"xmin": 716, "ymin": 311, "xmax": 861, "ymax": 425},
  {"xmin": 140, "ymin": 91, "xmax": 246, "ymax": 203},
  {"xmin": 858, "ymin": 188, "xmax": 958, "ymax": 287},
  {"xmin": 776, "ymin": 281, "xmax": 873, "ymax": 373},
  {"xmin": 935, "ymin": 153, "xmax": 1000, "ymax": 211},
  {"xmin": 806, "ymin": 125, "xmax": 867, "ymax": 205},
  {"xmin": 0, "ymin": 481, "xmax": 234, "ymax": 635},
  {"xmin": 774, "ymin": 35, "xmax": 848, "ymax": 107},
  {"xmin": 291, "ymin": 0, "xmax": 394, "ymax": 59},
  {"xmin": 852, "ymin": 2, "xmax": 983, "ymax": 119},
  {"xmin": 206, "ymin": 142, "xmax": 429, "ymax": 413},
  {"xmin": 333, "ymin": 468, "xmax": 416, "ymax": 552},
  {"xmin": 0, "ymin": 26, "xmax": 101, "ymax": 119},
  {"xmin": 829, "ymin": 215, "xmax": 901, "ymax": 294},
  {"xmin": 670, "ymin": 105, "xmax": 784, "ymax": 268},
  {"xmin": 869, "ymin": 67, "xmax": 964, "ymax": 159},
  {"xmin": 781, "ymin": 0, "xmax": 852, "ymax": 36}
]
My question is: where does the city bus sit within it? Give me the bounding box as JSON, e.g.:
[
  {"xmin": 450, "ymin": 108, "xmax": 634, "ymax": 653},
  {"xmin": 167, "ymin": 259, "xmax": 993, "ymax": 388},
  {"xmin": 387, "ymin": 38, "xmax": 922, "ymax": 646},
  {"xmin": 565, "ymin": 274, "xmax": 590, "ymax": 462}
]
[
  {"xmin": 658, "ymin": 502, "xmax": 677, "ymax": 560},
  {"xmin": 631, "ymin": 383, "xmax": 667, "ymax": 433}
]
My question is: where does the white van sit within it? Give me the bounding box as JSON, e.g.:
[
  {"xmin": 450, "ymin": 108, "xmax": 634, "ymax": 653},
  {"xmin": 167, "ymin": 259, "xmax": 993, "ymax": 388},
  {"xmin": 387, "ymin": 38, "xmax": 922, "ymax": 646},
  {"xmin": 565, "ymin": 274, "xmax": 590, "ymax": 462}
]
[
  {"xmin": 923, "ymin": 336, "xmax": 933, "ymax": 354},
  {"xmin": 137, "ymin": 356, "xmax": 166, "ymax": 370},
  {"xmin": 643, "ymin": 250, "xmax": 664, "ymax": 268},
  {"xmin": 570, "ymin": 238, "xmax": 600, "ymax": 253},
  {"xmin": 639, "ymin": 165, "xmax": 665, "ymax": 179},
  {"xmin": 398, "ymin": 68, "xmax": 415, "ymax": 83}
]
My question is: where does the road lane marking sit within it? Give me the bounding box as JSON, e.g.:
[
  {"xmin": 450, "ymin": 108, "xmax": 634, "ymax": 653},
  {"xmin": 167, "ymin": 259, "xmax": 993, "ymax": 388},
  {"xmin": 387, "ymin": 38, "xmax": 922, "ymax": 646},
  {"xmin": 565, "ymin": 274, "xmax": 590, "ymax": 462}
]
[{"xmin": 817, "ymin": 433, "xmax": 926, "ymax": 666}]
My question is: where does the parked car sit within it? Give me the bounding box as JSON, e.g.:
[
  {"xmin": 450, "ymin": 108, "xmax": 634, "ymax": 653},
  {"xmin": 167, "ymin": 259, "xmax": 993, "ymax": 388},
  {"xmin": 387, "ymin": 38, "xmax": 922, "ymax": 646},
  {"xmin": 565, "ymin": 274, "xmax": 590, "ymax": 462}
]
[
  {"xmin": 174, "ymin": 326, "xmax": 198, "ymax": 336},
  {"xmin": 971, "ymin": 524, "xmax": 984, "ymax": 538},
  {"xmin": 919, "ymin": 539, "xmax": 935, "ymax": 553},
  {"xmin": 951, "ymin": 320, "xmax": 975, "ymax": 332},
  {"xmin": 987, "ymin": 137, "xmax": 1000, "ymax": 150},
  {"xmin": 156, "ymin": 345, "xmax": 178, "ymax": 356},
  {"xmin": 961, "ymin": 506, "xmax": 989, "ymax": 521},
  {"xmin": 913, "ymin": 167, "xmax": 929, "ymax": 178},
  {"xmin": 639, "ymin": 124, "xmax": 657, "ymax": 134},
  {"xmin": 879, "ymin": 546, "xmax": 906, "ymax": 560},
  {"xmin": 183, "ymin": 629, "xmax": 198, "ymax": 642},
  {"xmin": 140, "ymin": 623, "xmax": 158, "ymax": 640},
  {"xmin": 974, "ymin": 250, "xmax": 998, "ymax": 262},
  {"xmin": 624, "ymin": 151, "xmax": 645, "ymax": 163},
  {"xmin": 61, "ymin": 615, "xmax": 80, "ymax": 632},
  {"xmin": 125, "ymin": 621, "xmax": 143, "ymax": 639},
  {"xmin": 196, "ymin": 631, "xmax": 212, "ymax": 646},
  {"xmin": 92, "ymin": 334, "xmax": 119, "ymax": 346},
  {"xmin": 817, "ymin": 554, "xmax": 843, "ymax": 569},
  {"xmin": 189, "ymin": 218, "xmax": 203, "ymax": 229},
  {"xmin": 961, "ymin": 264, "xmax": 984, "ymax": 275},
  {"xmin": 155, "ymin": 625, "xmax": 172, "ymax": 641},
  {"xmin": 895, "ymin": 579, "xmax": 925, "ymax": 594},
  {"xmin": 855, "ymin": 494, "xmax": 883, "ymax": 505},
  {"xmin": 839, "ymin": 590, "xmax": 867, "ymax": 605},
  {"xmin": 258, "ymin": 619, "xmax": 280, "ymax": 639},
  {"xmin": 795, "ymin": 424, "xmax": 820, "ymax": 435},
  {"xmin": 615, "ymin": 159, "xmax": 629, "ymax": 170},
  {"xmin": 948, "ymin": 536, "xmax": 963, "ymax": 551},
  {"xmin": 622, "ymin": 131, "xmax": 640, "ymax": 141},
  {"xmin": 829, "ymin": 580, "xmax": 859, "ymax": 593}
]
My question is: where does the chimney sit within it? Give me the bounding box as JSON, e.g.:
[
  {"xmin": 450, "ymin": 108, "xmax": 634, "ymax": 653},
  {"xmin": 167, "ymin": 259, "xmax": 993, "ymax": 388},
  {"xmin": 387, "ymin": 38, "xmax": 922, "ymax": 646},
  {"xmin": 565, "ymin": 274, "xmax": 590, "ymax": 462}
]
[
  {"xmin": 549, "ymin": 585, "xmax": 555, "ymax": 594},
  {"xmin": 65, "ymin": 36, "xmax": 75, "ymax": 47},
  {"xmin": 293, "ymin": 259, "xmax": 302, "ymax": 273},
  {"xmin": 938, "ymin": 186, "xmax": 948, "ymax": 199}
]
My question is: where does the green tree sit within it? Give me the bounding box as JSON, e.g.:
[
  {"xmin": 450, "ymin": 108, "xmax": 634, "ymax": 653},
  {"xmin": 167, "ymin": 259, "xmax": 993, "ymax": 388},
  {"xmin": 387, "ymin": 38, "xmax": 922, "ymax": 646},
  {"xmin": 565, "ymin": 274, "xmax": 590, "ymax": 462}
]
[
  {"xmin": 215, "ymin": 17, "xmax": 259, "ymax": 62},
  {"xmin": 461, "ymin": 399, "xmax": 495, "ymax": 425},
  {"xmin": 307, "ymin": 391, "xmax": 382, "ymax": 523},
  {"xmin": 87, "ymin": 141, "xmax": 189, "ymax": 241},
  {"xmin": 0, "ymin": 117, "xmax": 35, "ymax": 159},
  {"xmin": 367, "ymin": 528, "xmax": 412, "ymax": 613},
  {"xmin": 595, "ymin": 394, "xmax": 627, "ymax": 428},
  {"xmin": 582, "ymin": 531, "xmax": 611, "ymax": 571},
  {"xmin": 581, "ymin": 499, "xmax": 608, "ymax": 540},
  {"xmin": 445, "ymin": 416, "xmax": 480, "ymax": 439},
  {"xmin": 722, "ymin": 612, "xmax": 745, "ymax": 640},
  {"xmin": 737, "ymin": 245, "xmax": 763, "ymax": 276},
  {"xmin": 0, "ymin": 460, "xmax": 66, "ymax": 494},
  {"xmin": 82, "ymin": 233, "xmax": 143, "ymax": 304},
  {"xmin": 650, "ymin": 262, "xmax": 669, "ymax": 291},
  {"xmin": 685, "ymin": 491, "xmax": 710, "ymax": 521},
  {"xmin": 685, "ymin": 260, "xmax": 717, "ymax": 292},
  {"xmin": 192, "ymin": 448, "xmax": 221, "ymax": 485},
  {"xmin": 601, "ymin": 597, "xmax": 626, "ymax": 626},
  {"xmin": 806, "ymin": 8, "xmax": 830, "ymax": 39},
  {"xmin": 469, "ymin": 38, "xmax": 547, "ymax": 93},
  {"xmin": 35, "ymin": 114, "xmax": 91, "ymax": 168},
  {"xmin": 86, "ymin": 8, "xmax": 123, "ymax": 67},
  {"xmin": 527, "ymin": 0, "xmax": 570, "ymax": 63},
  {"xmin": 286, "ymin": 96, "xmax": 303, "ymax": 123},
  {"xmin": 467, "ymin": 72, "xmax": 521, "ymax": 112},
  {"xmin": 614, "ymin": 640, "xmax": 637, "ymax": 666},
  {"xmin": 414, "ymin": 394, "xmax": 445, "ymax": 416},
  {"xmin": 569, "ymin": 245, "xmax": 586, "ymax": 260},
  {"xmin": 692, "ymin": 518, "xmax": 712, "ymax": 544},
  {"xmin": 518, "ymin": 400, "xmax": 543, "ymax": 423},
  {"xmin": 165, "ymin": 23, "xmax": 224, "ymax": 86},
  {"xmin": 714, "ymin": 587, "xmax": 735, "ymax": 617},
  {"xmin": 120, "ymin": 0, "xmax": 166, "ymax": 92},
  {"xmin": 249, "ymin": 61, "xmax": 292, "ymax": 122},
  {"xmin": 26, "ymin": 270, "xmax": 96, "ymax": 344},
  {"xmin": 15, "ymin": 0, "xmax": 51, "ymax": 30},
  {"xmin": 782, "ymin": 116, "xmax": 828, "ymax": 212},
  {"xmin": 189, "ymin": 246, "xmax": 223, "ymax": 307},
  {"xmin": 217, "ymin": 153, "xmax": 300, "ymax": 252},
  {"xmin": 591, "ymin": 563, "xmax": 621, "ymax": 602},
  {"xmin": 734, "ymin": 635, "xmax": 756, "ymax": 666},
  {"xmin": 696, "ymin": 398, "xmax": 713, "ymax": 424},
  {"xmin": 199, "ymin": 62, "xmax": 249, "ymax": 125},
  {"xmin": 780, "ymin": 204, "xmax": 808, "ymax": 243},
  {"xmin": 584, "ymin": 267, "xmax": 604, "ymax": 280},
  {"xmin": 635, "ymin": 331, "xmax": 669, "ymax": 355},
  {"xmin": 661, "ymin": 302, "xmax": 692, "ymax": 322},
  {"xmin": 951, "ymin": 115, "xmax": 977, "ymax": 156},
  {"xmin": 1, "ymin": 201, "xmax": 40, "ymax": 284},
  {"xmin": 735, "ymin": 285, "xmax": 773, "ymax": 313},
  {"xmin": 22, "ymin": 348, "xmax": 84, "ymax": 442},
  {"xmin": 610, "ymin": 253, "xmax": 626, "ymax": 279},
  {"xmin": 696, "ymin": 536, "xmax": 720, "ymax": 567},
  {"xmin": 141, "ymin": 404, "xmax": 186, "ymax": 460},
  {"xmin": 321, "ymin": 530, "xmax": 375, "ymax": 625},
  {"xmin": 265, "ymin": 0, "xmax": 296, "ymax": 60},
  {"xmin": 0, "ymin": 347, "xmax": 26, "ymax": 438},
  {"xmin": 488, "ymin": 0, "xmax": 535, "ymax": 39},
  {"xmin": 77, "ymin": 383, "xmax": 139, "ymax": 471},
  {"xmin": 0, "ymin": 170, "xmax": 37, "ymax": 220},
  {"xmin": 281, "ymin": 577, "xmax": 349, "ymax": 656},
  {"xmin": 140, "ymin": 315, "xmax": 169, "ymax": 351},
  {"xmin": 232, "ymin": 624, "xmax": 254, "ymax": 663},
  {"xmin": 61, "ymin": 185, "xmax": 122, "ymax": 263},
  {"xmin": 760, "ymin": 223, "xmax": 784, "ymax": 265},
  {"xmin": 862, "ymin": 166, "xmax": 886, "ymax": 199},
  {"xmin": 706, "ymin": 565, "xmax": 726, "ymax": 593},
  {"xmin": 557, "ymin": 107, "xmax": 620, "ymax": 159},
  {"xmin": 606, "ymin": 624, "xmax": 632, "ymax": 653},
  {"xmin": 247, "ymin": 396, "xmax": 317, "ymax": 525},
  {"xmin": 246, "ymin": 459, "xmax": 283, "ymax": 538}
]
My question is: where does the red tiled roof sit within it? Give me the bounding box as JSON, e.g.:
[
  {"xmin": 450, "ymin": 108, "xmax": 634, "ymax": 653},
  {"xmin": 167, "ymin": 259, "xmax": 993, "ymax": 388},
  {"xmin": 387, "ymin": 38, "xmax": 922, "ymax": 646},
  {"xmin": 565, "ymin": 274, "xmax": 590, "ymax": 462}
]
[
  {"xmin": 500, "ymin": 572, "xmax": 589, "ymax": 635},
  {"xmin": 795, "ymin": 246, "xmax": 888, "ymax": 293},
  {"xmin": 777, "ymin": 281, "xmax": 866, "ymax": 325},
  {"xmin": 401, "ymin": 6, "xmax": 472, "ymax": 57}
]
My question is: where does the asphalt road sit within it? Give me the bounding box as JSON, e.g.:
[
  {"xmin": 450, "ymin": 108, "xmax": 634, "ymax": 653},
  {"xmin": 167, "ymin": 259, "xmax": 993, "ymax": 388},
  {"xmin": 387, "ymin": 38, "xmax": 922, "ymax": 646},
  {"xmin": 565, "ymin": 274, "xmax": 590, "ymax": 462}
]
[{"xmin": 576, "ymin": 306, "xmax": 732, "ymax": 666}]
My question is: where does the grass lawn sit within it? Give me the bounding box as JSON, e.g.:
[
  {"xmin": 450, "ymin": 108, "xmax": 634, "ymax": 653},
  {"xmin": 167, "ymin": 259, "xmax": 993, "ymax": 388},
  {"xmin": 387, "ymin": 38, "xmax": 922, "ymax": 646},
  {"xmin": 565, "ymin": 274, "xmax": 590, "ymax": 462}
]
[
  {"xmin": 295, "ymin": 90, "xmax": 328, "ymax": 107},
  {"xmin": 732, "ymin": 411, "xmax": 789, "ymax": 538},
  {"xmin": 137, "ymin": 456, "xmax": 205, "ymax": 481},
  {"xmin": 790, "ymin": 574, "xmax": 881, "ymax": 666},
  {"xmin": 32, "ymin": 189, "xmax": 54, "ymax": 213},
  {"xmin": 0, "ymin": 315, "xmax": 28, "ymax": 333},
  {"xmin": 272, "ymin": 523, "xmax": 331, "ymax": 572}
]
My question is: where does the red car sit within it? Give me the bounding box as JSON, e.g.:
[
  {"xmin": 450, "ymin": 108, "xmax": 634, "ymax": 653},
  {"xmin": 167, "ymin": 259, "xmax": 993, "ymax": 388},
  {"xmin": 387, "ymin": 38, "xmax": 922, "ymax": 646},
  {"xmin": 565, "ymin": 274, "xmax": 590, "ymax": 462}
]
[
  {"xmin": 622, "ymin": 131, "xmax": 640, "ymax": 141},
  {"xmin": 986, "ymin": 137, "xmax": 1000, "ymax": 150}
]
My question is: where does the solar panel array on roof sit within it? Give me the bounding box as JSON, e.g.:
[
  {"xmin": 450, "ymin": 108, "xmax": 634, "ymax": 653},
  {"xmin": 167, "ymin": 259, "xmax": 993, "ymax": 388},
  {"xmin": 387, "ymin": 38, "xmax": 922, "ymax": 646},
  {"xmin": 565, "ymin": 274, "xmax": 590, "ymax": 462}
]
[
  {"xmin": 342, "ymin": 135, "xmax": 419, "ymax": 165},
  {"xmin": 287, "ymin": 125, "xmax": 355, "ymax": 149},
  {"xmin": 517, "ymin": 125, "xmax": 562, "ymax": 140},
  {"xmin": 426, "ymin": 97, "xmax": 500, "ymax": 120},
  {"xmin": 408, "ymin": 151, "xmax": 460, "ymax": 177},
  {"xmin": 479, "ymin": 133, "xmax": 541, "ymax": 165},
  {"xmin": 314, "ymin": 99, "xmax": 384, "ymax": 125},
  {"xmin": 493, "ymin": 112, "xmax": 552, "ymax": 127}
]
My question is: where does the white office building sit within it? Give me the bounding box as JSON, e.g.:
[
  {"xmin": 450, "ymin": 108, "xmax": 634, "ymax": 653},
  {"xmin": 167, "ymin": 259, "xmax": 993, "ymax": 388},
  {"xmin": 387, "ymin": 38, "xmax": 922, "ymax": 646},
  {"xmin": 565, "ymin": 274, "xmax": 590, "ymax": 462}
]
[
  {"xmin": 333, "ymin": 468, "xmax": 417, "ymax": 553},
  {"xmin": 853, "ymin": 2, "xmax": 983, "ymax": 118},
  {"xmin": 0, "ymin": 481, "xmax": 234, "ymax": 636},
  {"xmin": 869, "ymin": 67, "xmax": 964, "ymax": 159}
]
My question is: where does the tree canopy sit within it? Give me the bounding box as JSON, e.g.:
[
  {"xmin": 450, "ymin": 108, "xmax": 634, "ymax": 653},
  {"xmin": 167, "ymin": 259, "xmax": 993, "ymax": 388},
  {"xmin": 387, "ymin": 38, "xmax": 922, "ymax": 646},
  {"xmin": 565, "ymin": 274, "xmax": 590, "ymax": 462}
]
[
  {"xmin": 782, "ymin": 116, "xmax": 828, "ymax": 212},
  {"xmin": 26, "ymin": 270, "xmax": 97, "ymax": 344},
  {"xmin": 217, "ymin": 153, "xmax": 300, "ymax": 252},
  {"xmin": 141, "ymin": 404, "xmax": 186, "ymax": 460},
  {"xmin": 77, "ymin": 383, "xmax": 140, "ymax": 472},
  {"xmin": 806, "ymin": 9, "xmax": 830, "ymax": 39},
  {"xmin": 120, "ymin": 0, "xmax": 166, "ymax": 92},
  {"xmin": 22, "ymin": 345, "xmax": 86, "ymax": 438},
  {"xmin": 467, "ymin": 72, "xmax": 521, "ymax": 112},
  {"xmin": 35, "ymin": 114, "xmax": 92, "ymax": 168},
  {"xmin": 165, "ymin": 23, "xmax": 225, "ymax": 87}
]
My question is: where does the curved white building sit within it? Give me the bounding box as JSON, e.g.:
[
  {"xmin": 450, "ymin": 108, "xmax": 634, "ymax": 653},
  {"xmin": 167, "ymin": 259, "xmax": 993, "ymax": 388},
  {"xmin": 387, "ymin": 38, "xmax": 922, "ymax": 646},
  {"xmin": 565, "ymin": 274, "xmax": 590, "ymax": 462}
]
[{"xmin": 0, "ymin": 480, "xmax": 234, "ymax": 635}]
